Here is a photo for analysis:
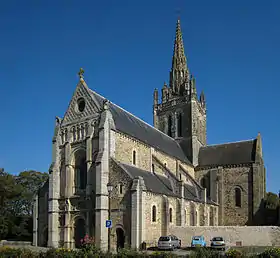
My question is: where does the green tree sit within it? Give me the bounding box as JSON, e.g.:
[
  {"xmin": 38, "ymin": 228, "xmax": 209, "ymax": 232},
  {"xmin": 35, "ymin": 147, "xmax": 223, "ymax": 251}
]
[
  {"xmin": 0, "ymin": 168, "xmax": 22, "ymax": 240},
  {"xmin": 13, "ymin": 170, "xmax": 49, "ymax": 216},
  {"xmin": 264, "ymin": 192, "xmax": 280, "ymax": 209}
]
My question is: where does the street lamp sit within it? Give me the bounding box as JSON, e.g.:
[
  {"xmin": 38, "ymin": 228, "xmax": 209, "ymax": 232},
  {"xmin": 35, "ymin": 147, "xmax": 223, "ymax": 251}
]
[{"xmin": 107, "ymin": 182, "xmax": 113, "ymax": 253}]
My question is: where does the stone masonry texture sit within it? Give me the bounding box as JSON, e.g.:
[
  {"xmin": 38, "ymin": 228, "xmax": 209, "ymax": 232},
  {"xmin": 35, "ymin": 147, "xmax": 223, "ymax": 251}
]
[{"xmin": 169, "ymin": 226, "xmax": 280, "ymax": 247}]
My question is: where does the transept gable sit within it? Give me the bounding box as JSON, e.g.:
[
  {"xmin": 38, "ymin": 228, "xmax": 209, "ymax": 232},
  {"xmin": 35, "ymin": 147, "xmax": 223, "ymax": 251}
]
[{"xmin": 61, "ymin": 79, "xmax": 102, "ymax": 126}]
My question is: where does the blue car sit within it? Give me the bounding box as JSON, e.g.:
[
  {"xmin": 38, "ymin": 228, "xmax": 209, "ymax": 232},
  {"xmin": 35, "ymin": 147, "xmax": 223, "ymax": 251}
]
[{"xmin": 191, "ymin": 236, "xmax": 207, "ymax": 247}]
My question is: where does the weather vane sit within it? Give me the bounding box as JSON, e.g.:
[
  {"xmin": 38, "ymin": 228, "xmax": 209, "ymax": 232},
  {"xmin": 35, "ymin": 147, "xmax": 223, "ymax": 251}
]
[{"xmin": 78, "ymin": 68, "xmax": 84, "ymax": 79}]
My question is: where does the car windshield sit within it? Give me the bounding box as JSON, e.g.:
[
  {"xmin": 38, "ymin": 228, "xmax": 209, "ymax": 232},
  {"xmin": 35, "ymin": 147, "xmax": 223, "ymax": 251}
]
[
  {"xmin": 159, "ymin": 236, "xmax": 170, "ymax": 241},
  {"xmin": 212, "ymin": 237, "xmax": 223, "ymax": 241},
  {"xmin": 192, "ymin": 236, "xmax": 202, "ymax": 241}
]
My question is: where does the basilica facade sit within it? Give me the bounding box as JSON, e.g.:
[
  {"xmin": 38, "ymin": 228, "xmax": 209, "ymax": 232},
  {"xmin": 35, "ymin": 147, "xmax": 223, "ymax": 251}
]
[{"xmin": 33, "ymin": 19, "xmax": 266, "ymax": 251}]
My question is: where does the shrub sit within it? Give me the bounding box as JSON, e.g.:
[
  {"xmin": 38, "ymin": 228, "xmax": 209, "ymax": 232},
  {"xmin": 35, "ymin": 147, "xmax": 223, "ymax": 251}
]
[
  {"xmin": 0, "ymin": 246, "xmax": 21, "ymax": 258},
  {"xmin": 258, "ymin": 247, "xmax": 280, "ymax": 257},
  {"xmin": 189, "ymin": 247, "xmax": 224, "ymax": 258},
  {"xmin": 78, "ymin": 235, "xmax": 102, "ymax": 257},
  {"xmin": 149, "ymin": 251, "xmax": 177, "ymax": 257},
  {"xmin": 113, "ymin": 248, "xmax": 146, "ymax": 257},
  {"xmin": 225, "ymin": 248, "xmax": 243, "ymax": 258},
  {"xmin": 0, "ymin": 247, "xmax": 36, "ymax": 258}
]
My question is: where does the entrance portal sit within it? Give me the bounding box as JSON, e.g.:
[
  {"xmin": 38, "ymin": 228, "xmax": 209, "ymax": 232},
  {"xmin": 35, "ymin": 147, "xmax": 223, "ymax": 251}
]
[
  {"xmin": 74, "ymin": 218, "xmax": 86, "ymax": 248},
  {"xmin": 116, "ymin": 227, "xmax": 125, "ymax": 251}
]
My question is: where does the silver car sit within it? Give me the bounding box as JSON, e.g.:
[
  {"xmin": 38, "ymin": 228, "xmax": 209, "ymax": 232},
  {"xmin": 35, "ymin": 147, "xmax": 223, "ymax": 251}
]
[
  {"xmin": 157, "ymin": 235, "xmax": 181, "ymax": 250},
  {"xmin": 210, "ymin": 236, "xmax": 226, "ymax": 250}
]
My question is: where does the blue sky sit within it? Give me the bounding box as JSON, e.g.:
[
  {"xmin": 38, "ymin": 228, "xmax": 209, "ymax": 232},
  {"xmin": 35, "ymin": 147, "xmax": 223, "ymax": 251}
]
[{"xmin": 0, "ymin": 1, "xmax": 279, "ymax": 193}]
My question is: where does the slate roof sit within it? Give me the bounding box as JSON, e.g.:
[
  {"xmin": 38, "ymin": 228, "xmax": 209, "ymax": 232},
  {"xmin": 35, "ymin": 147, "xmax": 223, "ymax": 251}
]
[
  {"xmin": 118, "ymin": 161, "xmax": 217, "ymax": 205},
  {"xmin": 120, "ymin": 162, "xmax": 176, "ymax": 196},
  {"xmin": 198, "ymin": 139, "xmax": 257, "ymax": 167},
  {"xmin": 89, "ymin": 89, "xmax": 191, "ymax": 165}
]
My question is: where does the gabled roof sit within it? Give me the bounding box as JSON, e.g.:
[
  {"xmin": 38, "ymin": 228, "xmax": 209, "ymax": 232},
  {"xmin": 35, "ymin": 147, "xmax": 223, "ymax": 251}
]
[
  {"xmin": 88, "ymin": 89, "xmax": 191, "ymax": 165},
  {"xmin": 198, "ymin": 139, "xmax": 257, "ymax": 167}
]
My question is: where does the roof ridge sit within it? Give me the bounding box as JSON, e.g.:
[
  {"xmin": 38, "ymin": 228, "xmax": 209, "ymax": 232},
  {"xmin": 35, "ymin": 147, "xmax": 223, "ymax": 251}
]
[
  {"xmin": 204, "ymin": 138, "xmax": 256, "ymax": 148},
  {"xmin": 89, "ymin": 89, "xmax": 179, "ymax": 142}
]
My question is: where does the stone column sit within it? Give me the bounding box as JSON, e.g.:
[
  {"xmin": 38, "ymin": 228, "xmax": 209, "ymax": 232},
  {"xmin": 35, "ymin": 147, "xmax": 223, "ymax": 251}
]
[
  {"xmin": 217, "ymin": 166, "xmax": 224, "ymax": 225},
  {"xmin": 48, "ymin": 171, "xmax": 60, "ymax": 248},
  {"xmin": 174, "ymin": 111, "xmax": 178, "ymax": 138},
  {"xmin": 48, "ymin": 132, "xmax": 61, "ymax": 248},
  {"xmin": 64, "ymin": 209, "xmax": 71, "ymax": 248},
  {"xmin": 202, "ymin": 188, "xmax": 207, "ymax": 225},
  {"xmin": 161, "ymin": 195, "xmax": 169, "ymax": 236},
  {"xmin": 95, "ymin": 100, "xmax": 116, "ymax": 252},
  {"xmin": 86, "ymin": 125, "xmax": 93, "ymax": 235},
  {"xmin": 214, "ymin": 207, "xmax": 219, "ymax": 226},
  {"xmin": 131, "ymin": 177, "xmax": 146, "ymax": 249},
  {"xmin": 206, "ymin": 207, "xmax": 210, "ymax": 226},
  {"xmin": 32, "ymin": 194, "xmax": 38, "ymax": 246},
  {"xmin": 252, "ymin": 164, "xmax": 260, "ymax": 224},
  {"xmin": 65, "ymin": 140, "xmax": 72, "ymax": 198},
  {"xmin": 179, "ymin": 181, "xmax": 185, "ymax": 226}
]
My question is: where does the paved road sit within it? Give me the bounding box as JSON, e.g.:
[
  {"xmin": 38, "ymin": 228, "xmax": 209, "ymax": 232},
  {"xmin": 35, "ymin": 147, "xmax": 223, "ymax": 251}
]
[{"xmin": 145, "ymin": 247, "xmax": 227, "ymax": 256}]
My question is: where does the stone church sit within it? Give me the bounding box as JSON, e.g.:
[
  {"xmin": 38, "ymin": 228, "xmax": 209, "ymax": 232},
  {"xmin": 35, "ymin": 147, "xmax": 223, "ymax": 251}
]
[{"xmin": 33, "ymin": 19, "xmax": 266, "ymax": 251}]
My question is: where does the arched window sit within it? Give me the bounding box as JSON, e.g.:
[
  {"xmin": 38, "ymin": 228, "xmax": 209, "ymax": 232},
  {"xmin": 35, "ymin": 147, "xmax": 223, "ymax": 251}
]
[
  {"xmin": 200, "ymin": 175, "xmax": 211, "ymax": 198},
  {"xmin": 169, "ymin": 208, "xmax": 173, "ymax": 223},
  {"xmin": 190, "ymin": 204, "xmax": 195, "ymax": 226},
  {"xmin": 119, "ymin": 183, "xmax": 123, "ymax": 195},
  {"xmin": 74, "ymin": 150, "xmax": 87, "ymax": 191},
  {"xmin": 177, "ymin": 113, "xmax": 182, "ymax": 137},
  {"xmin": 152, "ymin": 205, "xmax": 156, "ymax": 222},
  {"xmin": 132, "ymin": 150, "xmax": 136, "ymax": 165},
  {"xmin": 167, "ymin": 115, "xmax": 172, "ymax": 136},
  {"xmin": 235, "ymin": 187, "xmax": 242, "ymax": 207},
  {"xmin": 200, "ymin": 177, "xmax": 206, "ymax": 188}
]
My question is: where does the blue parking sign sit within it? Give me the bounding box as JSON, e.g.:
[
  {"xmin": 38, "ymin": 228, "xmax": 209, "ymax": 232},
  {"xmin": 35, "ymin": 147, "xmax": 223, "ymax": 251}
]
[{"xmin": 106, "ymin": 220, "xmax": 112, "ymax": 228}]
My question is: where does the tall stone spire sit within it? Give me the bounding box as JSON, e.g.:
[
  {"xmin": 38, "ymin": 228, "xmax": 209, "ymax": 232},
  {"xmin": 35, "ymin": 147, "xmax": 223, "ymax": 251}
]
[{"xmin": 169, "ymin": 18, "xmax": 189, "ymax": 95}]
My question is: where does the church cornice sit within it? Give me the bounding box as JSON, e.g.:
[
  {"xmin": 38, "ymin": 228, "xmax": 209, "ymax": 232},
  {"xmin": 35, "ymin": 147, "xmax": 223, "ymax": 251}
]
[{"xmin": 195, "ymin": 162, "xmax": 253, "ymax": 171}]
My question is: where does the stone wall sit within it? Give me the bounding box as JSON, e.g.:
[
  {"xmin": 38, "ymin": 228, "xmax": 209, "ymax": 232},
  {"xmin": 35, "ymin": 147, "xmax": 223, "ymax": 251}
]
[
  {"xmin": 196, "ymin": 165, "xmax": 255, "ymax": 226},
  {"xmin": 114, "ymin": 131, "xmax": 193, "ymax": 180},
  {"xmin": 115, "ymin": 132, "xmax": 151, "ymax": 171},
  {"xmin": 169, "ymin": 226, "xmax": 280, "ymax": 247}
]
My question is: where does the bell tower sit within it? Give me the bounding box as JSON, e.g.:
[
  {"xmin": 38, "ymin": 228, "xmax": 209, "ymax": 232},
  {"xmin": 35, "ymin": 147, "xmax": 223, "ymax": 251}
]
[{"xmin": 153, "ymin": 19, "xmax": 206, "ymax": 166}]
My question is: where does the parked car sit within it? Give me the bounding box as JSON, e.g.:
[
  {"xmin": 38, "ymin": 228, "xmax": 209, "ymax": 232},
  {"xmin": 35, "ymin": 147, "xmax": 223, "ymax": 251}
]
[
  {"xmin": 158, "ymin": 235, "xmax": 181, "ymax": 250},
  {"xmin": 210, "ymin": 236, "xmax": 226, "ymax": 250},
  {"xmin": 191, "ymin": 235, "xmax": 206, "ymax": 247}
]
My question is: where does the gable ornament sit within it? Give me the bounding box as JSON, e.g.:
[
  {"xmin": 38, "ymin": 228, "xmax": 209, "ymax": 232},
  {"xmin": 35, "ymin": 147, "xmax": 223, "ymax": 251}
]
[{"xmin": 78, "ymin": 68, "xmax": 84, "ymax": 79}]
